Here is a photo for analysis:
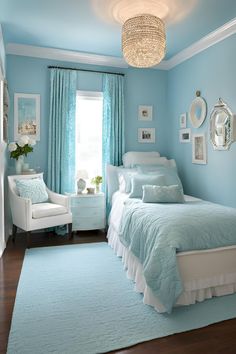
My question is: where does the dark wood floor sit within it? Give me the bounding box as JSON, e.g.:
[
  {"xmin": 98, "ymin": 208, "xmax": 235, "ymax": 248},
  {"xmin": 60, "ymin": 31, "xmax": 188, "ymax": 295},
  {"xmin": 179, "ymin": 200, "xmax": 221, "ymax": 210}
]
[{"xmin": 1, "ymin": 232, "xmax": 236, "ymax": 354}]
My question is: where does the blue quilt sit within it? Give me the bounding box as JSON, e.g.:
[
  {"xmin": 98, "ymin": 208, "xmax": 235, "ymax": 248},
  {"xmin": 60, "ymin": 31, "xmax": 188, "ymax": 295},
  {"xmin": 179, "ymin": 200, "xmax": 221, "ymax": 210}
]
[{"xmin": 118, "ymin": 199, "xmax": 236, "ymax": 313}]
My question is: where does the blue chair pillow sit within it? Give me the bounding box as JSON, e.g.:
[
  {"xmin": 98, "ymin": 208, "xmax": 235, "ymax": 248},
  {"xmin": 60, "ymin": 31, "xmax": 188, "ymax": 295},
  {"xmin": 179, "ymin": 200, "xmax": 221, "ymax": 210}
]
[{"xmin": 15, "ymin": 178, "xmax": 49, "ymax": 204}]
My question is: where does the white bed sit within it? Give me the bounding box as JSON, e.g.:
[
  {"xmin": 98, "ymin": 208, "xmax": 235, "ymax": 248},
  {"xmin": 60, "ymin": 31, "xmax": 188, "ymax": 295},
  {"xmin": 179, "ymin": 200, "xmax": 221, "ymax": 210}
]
[{"xmin": 108, "ymin": 191, "xmax": 236, "ymax": 313}]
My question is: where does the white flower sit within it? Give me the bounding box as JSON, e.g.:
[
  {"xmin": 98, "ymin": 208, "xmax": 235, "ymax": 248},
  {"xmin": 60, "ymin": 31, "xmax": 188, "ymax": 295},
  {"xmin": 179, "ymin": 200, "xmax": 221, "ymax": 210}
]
[
  {"xmin": 8, "ymin": 142, "xmax": 17, "ymax": 152},
  {"xmin": 28, "ymin": 138, "xmax": 36, "ymax": 146},
  {"xmin": 18, "ymin": 135, "xmax": 29, "ymax": 147}
]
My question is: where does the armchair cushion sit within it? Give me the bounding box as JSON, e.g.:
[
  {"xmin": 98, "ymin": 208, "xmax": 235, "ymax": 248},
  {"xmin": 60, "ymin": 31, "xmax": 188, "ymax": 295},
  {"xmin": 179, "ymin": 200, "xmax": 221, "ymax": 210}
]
[
  {"xmin": 15, "ymin": 178, "xmax": 48, "ymax": 204},
  {"xmin": 32, "ymin": 203, "xmax": 68, "ymax": 219}
]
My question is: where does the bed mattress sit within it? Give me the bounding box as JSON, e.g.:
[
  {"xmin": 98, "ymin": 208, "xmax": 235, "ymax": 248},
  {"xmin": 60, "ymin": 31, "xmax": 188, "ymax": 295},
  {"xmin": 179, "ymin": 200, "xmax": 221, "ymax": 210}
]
[{"xmin": 108, "ymin": 191, "xmax": 236, "ymax": 312}]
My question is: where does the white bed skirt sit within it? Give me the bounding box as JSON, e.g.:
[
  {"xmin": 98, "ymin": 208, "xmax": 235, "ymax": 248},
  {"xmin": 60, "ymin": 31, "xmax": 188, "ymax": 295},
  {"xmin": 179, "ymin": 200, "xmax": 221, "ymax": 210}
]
[{"xmin": 107, "ymin": 224, "xmax": 236, "ymax": 313}]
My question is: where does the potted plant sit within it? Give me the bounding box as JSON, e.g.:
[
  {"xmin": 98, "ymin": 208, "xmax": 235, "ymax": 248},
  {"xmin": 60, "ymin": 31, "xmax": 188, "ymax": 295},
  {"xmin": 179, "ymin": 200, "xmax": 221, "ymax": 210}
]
[
  {"xmin": 91, "ymin": 176, "xmax": 102, "ymax": 193},
  {"xmin": 8, "ymin": 135, "xmax": 36, "ymax": 174}
]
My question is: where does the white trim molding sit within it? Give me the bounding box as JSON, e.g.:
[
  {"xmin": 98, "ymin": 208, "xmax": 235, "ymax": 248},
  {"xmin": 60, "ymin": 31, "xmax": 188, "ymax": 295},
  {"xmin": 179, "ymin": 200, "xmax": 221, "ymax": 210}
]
[
  {"xmin": 5, "ymin": 17, "xmax": 236, "ymax": 71},
  {"xmin": 6, "ymin": 43, "xmax": 129, "ymax": 69},
  {"xmin": 166, "ymin": 17, "xmax": 236, "ymax": 70}
]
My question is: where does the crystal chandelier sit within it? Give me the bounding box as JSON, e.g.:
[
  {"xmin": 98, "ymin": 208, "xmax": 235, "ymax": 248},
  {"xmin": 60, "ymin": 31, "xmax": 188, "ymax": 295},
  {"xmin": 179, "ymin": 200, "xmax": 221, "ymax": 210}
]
[{"xmin": 122, "ymin": 14, "xmax": 166, "ymax": 68}]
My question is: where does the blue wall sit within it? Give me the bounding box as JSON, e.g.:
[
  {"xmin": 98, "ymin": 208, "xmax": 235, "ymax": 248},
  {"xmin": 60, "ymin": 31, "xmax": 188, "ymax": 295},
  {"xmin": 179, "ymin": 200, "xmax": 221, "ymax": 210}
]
[
  {"xmin": 168, "ymin": 34, "xmax": 236, "ymax": 207},
  {"xmin": 6, "ymin": 55, "xmax": 168, "ymax": 175},
  {"xmin": 7, "ymin": 33, "xmax": 236, "ymax": 209}
]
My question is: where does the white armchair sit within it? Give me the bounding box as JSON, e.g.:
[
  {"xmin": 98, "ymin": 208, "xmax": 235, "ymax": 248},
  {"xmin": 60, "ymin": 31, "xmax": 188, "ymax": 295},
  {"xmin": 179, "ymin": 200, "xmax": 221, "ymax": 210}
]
[{"xmin": 8, "ymin": 173, "xmax": 72, "ymax": 247}]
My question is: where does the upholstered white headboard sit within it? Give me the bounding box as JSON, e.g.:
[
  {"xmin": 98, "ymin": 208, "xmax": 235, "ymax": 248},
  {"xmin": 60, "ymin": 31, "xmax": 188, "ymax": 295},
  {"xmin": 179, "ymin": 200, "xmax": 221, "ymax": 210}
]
[
  {"xmin": 122, "ymin": 151, "xmax": 160, "ymax": 168},
  {"xmin": 106, "ymin": 152, "xmax": 176, "ymax": 204}
]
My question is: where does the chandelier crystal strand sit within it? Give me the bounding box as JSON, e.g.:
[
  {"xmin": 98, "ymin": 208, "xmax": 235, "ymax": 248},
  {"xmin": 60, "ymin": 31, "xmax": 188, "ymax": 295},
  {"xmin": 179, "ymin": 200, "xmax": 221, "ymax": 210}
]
[{"xmin": 122, "ymin": 14, "xmax": 166, "ymax": 68}]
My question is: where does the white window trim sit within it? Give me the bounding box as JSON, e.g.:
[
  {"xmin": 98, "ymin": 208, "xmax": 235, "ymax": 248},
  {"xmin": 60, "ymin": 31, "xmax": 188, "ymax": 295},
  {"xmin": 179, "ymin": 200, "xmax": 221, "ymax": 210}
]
[{"xmin": 77, "ymin": 90, "xmax": 103, "ymax": 100}]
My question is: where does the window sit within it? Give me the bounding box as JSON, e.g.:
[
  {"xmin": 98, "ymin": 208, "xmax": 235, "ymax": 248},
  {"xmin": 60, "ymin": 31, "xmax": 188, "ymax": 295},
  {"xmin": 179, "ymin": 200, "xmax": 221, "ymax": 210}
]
[{"xmin": 75, "ymin": 91, "xmax": 103, "ymax": 183}]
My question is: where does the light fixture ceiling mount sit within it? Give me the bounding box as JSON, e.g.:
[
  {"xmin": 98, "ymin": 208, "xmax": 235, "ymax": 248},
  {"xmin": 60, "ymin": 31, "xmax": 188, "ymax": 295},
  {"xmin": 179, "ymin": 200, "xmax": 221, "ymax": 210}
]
[{"xmin": 122, "ymin": 14, "xmax": 166, "ymax": 68}]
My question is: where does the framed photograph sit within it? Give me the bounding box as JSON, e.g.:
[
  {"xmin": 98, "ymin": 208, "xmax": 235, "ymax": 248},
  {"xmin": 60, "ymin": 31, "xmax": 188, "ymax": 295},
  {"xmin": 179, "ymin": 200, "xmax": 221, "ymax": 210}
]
[
  {"xmin": 179, "ymin": 128, "xmax": 191, "ymax": 143},
  {"xmin": 138, "ymin": 128, "xmax": 155, "ymax": 143},
  {"xmin": 14, "ymin": 93, "xmax": 40, "ymax": 141},
  {"xmin": 138, "ymin": 105, "xmax": 153, "ymax": 121},
  {"xmin": 192, "ymin": 133, "xmax": 207, "ymax": 164},
  {"xmin": 180, "ymin": 113, "xmax": 187, "ymax": 128}
]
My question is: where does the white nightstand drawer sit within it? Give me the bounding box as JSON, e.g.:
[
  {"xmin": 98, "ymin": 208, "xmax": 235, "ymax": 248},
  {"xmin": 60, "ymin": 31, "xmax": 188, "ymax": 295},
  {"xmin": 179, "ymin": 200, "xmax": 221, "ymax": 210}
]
[
  {"xmin": 71, "ymin": 195, "xmax": 104, "ymax": 208},
  {"xmin": 71, "ymin": 207, "xmax": 104, "ymax": 218},
  {"xmin": 72, "ymin": 217, "xmax": 105, "ymax": 231}
]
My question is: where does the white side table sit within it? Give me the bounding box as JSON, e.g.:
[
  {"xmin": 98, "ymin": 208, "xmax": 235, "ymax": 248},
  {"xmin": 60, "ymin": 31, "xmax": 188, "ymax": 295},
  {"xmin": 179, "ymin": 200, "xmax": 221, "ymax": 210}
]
[{"xmin": 67, "ymin": 192, "xmax": 106, "ymax": 231}]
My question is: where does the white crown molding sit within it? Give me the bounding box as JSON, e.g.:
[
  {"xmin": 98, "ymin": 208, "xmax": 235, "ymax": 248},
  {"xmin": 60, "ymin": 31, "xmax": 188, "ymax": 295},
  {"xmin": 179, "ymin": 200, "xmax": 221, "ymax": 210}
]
[
  {"xmin": 166, "ymin": 17, "xmax": 236, "ymax": 70},
  {"xmin": 6, "ymin": 43, "xmax": 129, "ymax": 69},
  {"xmin": 5, "ymin": 17, "xmax": 236, "ymax": 71}
]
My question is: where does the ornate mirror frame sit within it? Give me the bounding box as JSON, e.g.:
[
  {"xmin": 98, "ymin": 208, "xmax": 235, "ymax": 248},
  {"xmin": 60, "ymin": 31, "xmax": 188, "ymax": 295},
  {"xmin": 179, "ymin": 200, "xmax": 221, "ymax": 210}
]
[{"xmin": 210, "ymin": 98, "xmax": 235, "ymax": 151}]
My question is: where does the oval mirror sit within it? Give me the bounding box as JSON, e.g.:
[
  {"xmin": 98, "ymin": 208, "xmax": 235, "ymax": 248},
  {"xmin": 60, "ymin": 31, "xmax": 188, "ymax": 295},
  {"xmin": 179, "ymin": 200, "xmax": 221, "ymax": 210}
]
[
  {"xmin": 189, "ymin": 96, "xmax": 207, "ymax": 128},
  {"xmin": 210, "ymin": 98, "xmax": 235, "ymax": 150}
]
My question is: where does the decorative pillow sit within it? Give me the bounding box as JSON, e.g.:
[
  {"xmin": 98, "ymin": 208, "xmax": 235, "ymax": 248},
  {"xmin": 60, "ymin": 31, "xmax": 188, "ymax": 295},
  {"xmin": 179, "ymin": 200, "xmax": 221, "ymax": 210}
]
[
  {"xmin": 129, "ymin": 174, "xmax": 166, "ymax": 198},
  {"xmin": 142, "ymin": 185, "xmax": 185, "ymax": 203},
  {"xmin": 15, "ymin": 178, "xmax": 48, "ymax": 204},
  {"xmin": 122, "ymin": 151, "xmax": 160, "ymax": 168},
  {"xmin": 137, "ymin": 165, "xmax": 183, "ymax": 191},
  {"xmin": 118, "ymin": 171, "xmax": 137, "ymax": 193},
  {"xmin": 106, "ymin": 164, "xmax": 137, "ymax": 202}
]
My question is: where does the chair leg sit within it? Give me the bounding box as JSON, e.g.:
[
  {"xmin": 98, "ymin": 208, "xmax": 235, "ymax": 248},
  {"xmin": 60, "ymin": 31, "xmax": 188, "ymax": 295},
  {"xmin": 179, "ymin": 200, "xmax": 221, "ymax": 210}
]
[
  {"xmin": 12, "ymin": 224, "xmax": 17, "ymax": 243},
  {"xmin": 68, "ymin": 223, "xmax": 73, "ymax": 239},
  {"xmin": 26, "ymin": 231, "xmax": 31, "ymax": 249}
]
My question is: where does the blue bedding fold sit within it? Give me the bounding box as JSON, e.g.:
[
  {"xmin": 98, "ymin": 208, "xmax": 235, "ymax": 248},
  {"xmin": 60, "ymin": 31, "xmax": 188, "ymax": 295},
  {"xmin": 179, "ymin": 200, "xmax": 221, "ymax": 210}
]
[{"xmin": 118, "ymin": 199, "xmax": 236, "ymax": 313}]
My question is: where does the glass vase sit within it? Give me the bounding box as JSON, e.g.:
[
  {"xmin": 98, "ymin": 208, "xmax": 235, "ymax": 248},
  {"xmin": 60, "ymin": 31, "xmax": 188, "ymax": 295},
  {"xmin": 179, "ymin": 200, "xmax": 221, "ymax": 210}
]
[{"xmin": 15, "ymin": 155, "xmax": 24, "ymax": 175}]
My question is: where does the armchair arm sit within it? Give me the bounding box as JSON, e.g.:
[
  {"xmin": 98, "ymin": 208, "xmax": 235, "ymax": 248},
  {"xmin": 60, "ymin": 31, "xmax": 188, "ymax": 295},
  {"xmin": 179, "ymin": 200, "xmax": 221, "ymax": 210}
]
[
  {"xmin": 9, "ymin": 188, "xmax": 32, "ymax": 231},
  {"xmin": 46, "ymin": 188, "xmax": 70, "ymax": 210}
]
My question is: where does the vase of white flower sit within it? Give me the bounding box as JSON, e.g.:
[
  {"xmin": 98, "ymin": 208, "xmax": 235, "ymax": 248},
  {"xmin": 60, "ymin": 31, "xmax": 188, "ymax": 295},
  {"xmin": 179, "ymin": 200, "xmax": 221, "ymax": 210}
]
[
  {"xmin": 8, "ymin": 135, "xmax": 36, "ymax": 174},
  {"xmin": 15, "ymin": 155, "xmax": 24, "ymax": 174}
]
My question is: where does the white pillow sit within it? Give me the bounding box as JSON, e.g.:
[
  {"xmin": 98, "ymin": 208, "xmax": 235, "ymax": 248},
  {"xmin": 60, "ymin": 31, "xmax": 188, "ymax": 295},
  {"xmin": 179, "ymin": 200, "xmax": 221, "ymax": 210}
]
[
  {"xmin": 118, "ymin": 171, "xmax": 137, "ymax": 193},
  {"xmin": 106, "ymin": 164, "xmax": 136, "ymax": 202},
  {"xmin": 136, "ymin": 158, "xmax": 177, "ymax": 168},
  {"xmin": 122, "ymin": 151, "xmax": 160, "ymax": 168}
]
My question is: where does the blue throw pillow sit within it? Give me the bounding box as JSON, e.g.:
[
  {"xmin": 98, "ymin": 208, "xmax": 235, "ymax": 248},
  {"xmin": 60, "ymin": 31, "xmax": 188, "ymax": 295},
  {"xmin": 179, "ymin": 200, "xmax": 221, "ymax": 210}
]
[
  {"xmin": 129, "ymin": 174, "xmax": 166, "ymax": 198},
  {"xmin": 142, "ymin": 185, "xmax": 185, "ymax": 203},
  {"xmin": 15, "ymin": 178, "xmax": 48, "ymax": 204},
  {"xmin": 137, "ymin": 165, "xmax": 183, "ymax": 191}
]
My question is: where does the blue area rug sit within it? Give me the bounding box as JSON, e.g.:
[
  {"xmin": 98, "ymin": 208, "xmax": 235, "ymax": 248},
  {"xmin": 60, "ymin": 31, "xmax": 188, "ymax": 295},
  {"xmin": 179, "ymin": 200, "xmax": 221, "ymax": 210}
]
[{"xmin": 7, "ymin": 242, "xmax": 236, "ymax": 354}]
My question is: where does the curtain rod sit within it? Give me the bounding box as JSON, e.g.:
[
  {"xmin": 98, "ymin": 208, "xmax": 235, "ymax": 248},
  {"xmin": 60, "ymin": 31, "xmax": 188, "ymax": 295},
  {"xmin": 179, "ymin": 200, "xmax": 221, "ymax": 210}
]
[{"xmin": 48, "ymin": 66, "xmax": 125, "ymax": 76}]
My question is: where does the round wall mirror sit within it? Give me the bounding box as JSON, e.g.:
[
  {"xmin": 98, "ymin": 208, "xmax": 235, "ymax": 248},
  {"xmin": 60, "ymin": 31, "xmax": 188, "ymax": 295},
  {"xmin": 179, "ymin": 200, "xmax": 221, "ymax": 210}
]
[{"xmin": 189, "ymin": 96, "xmax": 207, "ymax": 128}]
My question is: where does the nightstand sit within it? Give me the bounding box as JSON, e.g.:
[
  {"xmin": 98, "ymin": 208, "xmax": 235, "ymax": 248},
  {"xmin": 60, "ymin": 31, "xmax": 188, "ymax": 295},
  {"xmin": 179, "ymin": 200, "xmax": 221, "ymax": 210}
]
[{"xmin": 68, "ymin": 193, "xmax": 105, "ymax": 232}]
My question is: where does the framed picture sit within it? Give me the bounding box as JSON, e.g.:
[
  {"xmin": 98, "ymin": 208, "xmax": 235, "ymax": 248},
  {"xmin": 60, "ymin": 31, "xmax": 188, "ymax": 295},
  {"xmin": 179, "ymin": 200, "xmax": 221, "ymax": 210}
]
[
  {"xmin": 138, "ymin": 128, "xmax": 155, "ymax": 143},
  {"xmin": 179, "ymin": 128, "xmax": 191, "ymax": 143},
  {"xmin": 14, "ymin": 93, "xmax": 40, "ymax": 141},
  {"xmin": 192, "ymin": 133, "xmax": 207, "ymax": 164},
  {"xmin": 138, "ymin": 105, "xmax": 153, "ymax": 121},
  {"xmin": 179, "ymin": 113, "xmax": 187, "ymax": 128}
]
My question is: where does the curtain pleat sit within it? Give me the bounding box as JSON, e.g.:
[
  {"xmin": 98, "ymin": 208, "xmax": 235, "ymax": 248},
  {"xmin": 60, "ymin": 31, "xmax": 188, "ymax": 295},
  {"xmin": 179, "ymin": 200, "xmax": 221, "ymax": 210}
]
[
  {"xmin": 47, "ymin": 68, "xmax": 77, "ymax": 194},
  {"xmin": 102, "ymin": 74, "xmax": 125, "ymax": 214}
]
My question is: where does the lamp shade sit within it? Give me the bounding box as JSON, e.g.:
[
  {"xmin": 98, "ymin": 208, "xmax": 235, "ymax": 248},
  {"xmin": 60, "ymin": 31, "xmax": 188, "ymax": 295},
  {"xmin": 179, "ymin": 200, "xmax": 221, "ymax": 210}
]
[{"xmin": 122, "ymin": 14, "xmax": 166, "ymax": 68}]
